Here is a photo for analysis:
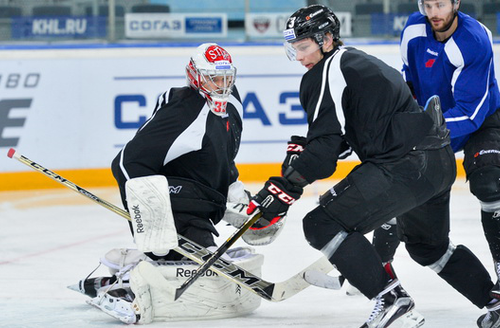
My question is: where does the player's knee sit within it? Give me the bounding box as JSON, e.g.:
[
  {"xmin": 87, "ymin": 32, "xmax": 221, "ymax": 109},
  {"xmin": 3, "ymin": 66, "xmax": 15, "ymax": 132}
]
[
  {"xmin": 303, "ymin": 206, "xmax": 344, "ymax": 250},
  {"xmin": 469, "ymin": 166, "xmax": 500, "ymax": 203},
  {"xmin": 405, "ymin": 239, "xmax": 452, "ymax": 268}
]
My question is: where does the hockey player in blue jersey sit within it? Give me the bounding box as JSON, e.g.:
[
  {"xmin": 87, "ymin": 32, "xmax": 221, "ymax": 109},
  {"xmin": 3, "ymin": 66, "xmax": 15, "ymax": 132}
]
[{"xmin": 371, "ymin": 1, "xmax": 500, "ymax": 326}]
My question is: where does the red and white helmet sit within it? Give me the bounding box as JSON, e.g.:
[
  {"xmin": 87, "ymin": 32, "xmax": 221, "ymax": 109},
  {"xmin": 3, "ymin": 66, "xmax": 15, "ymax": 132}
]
[{"xmin": 186, "ymin": 43, "xmax": 236, "ymax": 116}]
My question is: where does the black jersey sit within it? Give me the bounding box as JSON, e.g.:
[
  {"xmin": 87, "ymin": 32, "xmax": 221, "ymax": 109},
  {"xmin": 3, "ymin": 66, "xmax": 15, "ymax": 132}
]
[
  {"xmin": 112, "ymin": 86, "xmax": 243, "ymax": 206},
  {"xmin": 292, "ymin": 47, "xmax": 434, "ymax": 184}
]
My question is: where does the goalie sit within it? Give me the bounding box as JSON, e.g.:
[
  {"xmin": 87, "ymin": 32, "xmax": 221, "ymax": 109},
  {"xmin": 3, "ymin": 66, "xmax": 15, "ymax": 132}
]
[{"xmin": 69, "ymin": 43, "xmax": 263, "ymax": 324}]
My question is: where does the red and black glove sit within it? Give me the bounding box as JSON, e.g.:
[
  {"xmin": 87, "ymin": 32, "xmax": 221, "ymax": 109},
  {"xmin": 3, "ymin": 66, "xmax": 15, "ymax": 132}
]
[
  {"xmin": 247, "ymin": 176, "xmax": 303, "ymax": 224},
  {"xmin": 281, "ymin": 136, "xmax": 307, "ymax": 176}
]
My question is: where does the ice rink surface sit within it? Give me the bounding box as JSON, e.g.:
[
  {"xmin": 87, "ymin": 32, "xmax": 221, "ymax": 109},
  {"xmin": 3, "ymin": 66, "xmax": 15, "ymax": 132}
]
[{"xmin": 0, "ymin": 179, "xmax": 493, "ymax": 328}]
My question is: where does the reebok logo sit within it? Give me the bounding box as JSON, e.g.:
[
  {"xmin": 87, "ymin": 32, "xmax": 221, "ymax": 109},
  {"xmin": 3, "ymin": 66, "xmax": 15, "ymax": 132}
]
[
  {"xmin": 132, "ymin": 205, "xmax": 144, "ymax": 233},
  {"xmin": 426, "ymin": 48, "xmax": 438, "ymax": 56},
  {"xmin": 425, "ymin": 59, "xmax": 436, "ymax": 68},
  {"xmin": 176, "ymin": 267, "xmax": 218, "ymax": 277}
]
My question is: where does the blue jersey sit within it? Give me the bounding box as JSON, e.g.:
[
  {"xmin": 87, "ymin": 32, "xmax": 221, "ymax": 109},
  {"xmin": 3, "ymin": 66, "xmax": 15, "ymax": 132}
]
[{"xmin": 401, "ymin": 12, "xmax": 500, "ymax": 152}]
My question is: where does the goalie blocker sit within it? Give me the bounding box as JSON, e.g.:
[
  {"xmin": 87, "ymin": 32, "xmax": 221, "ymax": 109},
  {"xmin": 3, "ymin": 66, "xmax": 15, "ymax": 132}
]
[{"xmin": 125, "ymin": 175, "xmax": 178, "ymax": 255}]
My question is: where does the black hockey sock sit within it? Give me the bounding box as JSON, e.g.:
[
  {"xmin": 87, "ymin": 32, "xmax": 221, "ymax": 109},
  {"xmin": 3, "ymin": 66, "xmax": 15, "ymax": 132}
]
[
  {"xmin": 437, "ymin": 245, "xmax": 493, "ymax": 308},
  {"xmin": 481, "ymin": 210, "xmax": 500, "ymax": 263},
  {"xmin": 330, "ymin": 231, "xmax": 390, "ymax": 299},
  {"xmin": 373, "ymin": 222, "xmax": 400, "ymax": 263}
]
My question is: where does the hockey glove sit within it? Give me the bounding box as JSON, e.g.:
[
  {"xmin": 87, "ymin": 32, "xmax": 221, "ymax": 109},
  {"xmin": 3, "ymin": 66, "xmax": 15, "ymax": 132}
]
[
  {"xmin": 281, "ymin": 135, "xmax": 307, "ymax": 175},
  {"xmin": 246, "ymin": 176, "xmax": 303, "ymax": 223}
]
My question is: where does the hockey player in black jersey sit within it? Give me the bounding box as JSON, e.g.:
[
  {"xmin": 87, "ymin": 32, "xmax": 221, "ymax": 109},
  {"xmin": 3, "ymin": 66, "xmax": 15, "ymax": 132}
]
[
  {"xmin": 246, "ymin": 4, "xmax": 498, "ymax": 328},
  {"xmin": 111, "ymin": 43, "xmax": 246, "ymax": 260}
]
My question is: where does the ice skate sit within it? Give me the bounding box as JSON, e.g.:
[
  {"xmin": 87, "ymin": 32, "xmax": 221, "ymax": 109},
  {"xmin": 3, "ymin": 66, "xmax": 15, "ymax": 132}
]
[
  {"xmin": 87, "ymin": 287, "xmax": 139, "ymax": 324},
  {"xmin": 68, "ymin": 276, "xmax": 117, "ymax": 298},
  {"xmin": 360, "ymin": 279, "xmax": 424, "ymax": 328},
  {"xmin": 477, "ymin": 301, "xmax": 500, "ymax": 328},
  {"xmin": 347, "ymin": 262, "xmax": 397, "ymax": 297}
]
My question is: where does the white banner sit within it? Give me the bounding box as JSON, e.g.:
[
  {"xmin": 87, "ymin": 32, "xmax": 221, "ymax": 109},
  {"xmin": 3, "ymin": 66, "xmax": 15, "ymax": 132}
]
[
  {"xmin": 245, "ymin": 12, "xmax": 352, "ymax": 38},
  {"xmin": 125, "ymin": 13, "xmax": 227, "ymax": 39}
]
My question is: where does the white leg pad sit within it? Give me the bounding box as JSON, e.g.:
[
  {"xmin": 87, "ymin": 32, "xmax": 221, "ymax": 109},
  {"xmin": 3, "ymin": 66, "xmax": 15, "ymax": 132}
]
[
  {"xmin": 130, "ymin": 247, "xmax": 263, "ymax": 323},
  {"xmin": 125, "ymin": 175, "xmax": 178, "ymax": 254}
]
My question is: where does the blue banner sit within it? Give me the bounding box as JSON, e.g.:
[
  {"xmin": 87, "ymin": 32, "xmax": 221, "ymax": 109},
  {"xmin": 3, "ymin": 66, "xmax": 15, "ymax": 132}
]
[
  {"xmin": 185, "ymin": 17, "xmax": 222, "ymax": 34},
  {"xmin": 12, "ymin": 16, "xmax": 107, "ymax": 39}
]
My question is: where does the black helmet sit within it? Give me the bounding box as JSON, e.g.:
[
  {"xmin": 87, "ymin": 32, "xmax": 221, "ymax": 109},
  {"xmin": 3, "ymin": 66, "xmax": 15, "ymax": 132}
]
[{"xmin": 284, "ymin": 4, "xmax": 340, "ymax": 46}]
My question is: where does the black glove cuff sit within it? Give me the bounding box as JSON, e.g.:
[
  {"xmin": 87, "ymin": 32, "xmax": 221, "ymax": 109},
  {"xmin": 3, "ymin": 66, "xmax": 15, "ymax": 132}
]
[{"xmin": 283, "ymin": 166, "xmax": 309, "ymax": 188}]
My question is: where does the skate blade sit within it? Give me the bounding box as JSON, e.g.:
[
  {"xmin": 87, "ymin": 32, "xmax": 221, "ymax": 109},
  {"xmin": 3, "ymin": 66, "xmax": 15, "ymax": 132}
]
[
  {"xmin": 67, "ymin": 283, "xmax": 84, "ymax": 294},
  {"xmin": 390, "ymin": 310, "xmax": 425, "ymax": 328}
]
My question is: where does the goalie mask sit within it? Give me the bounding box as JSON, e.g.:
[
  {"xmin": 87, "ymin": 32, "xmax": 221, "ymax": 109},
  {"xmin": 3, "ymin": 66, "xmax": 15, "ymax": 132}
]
[
  {"xmin": 283, "ymin": 4, "xmax": 340, "ymax": 61},
  {"xmin": 186, "ymin": 43, "xmax": 236, "ymax": 116}
]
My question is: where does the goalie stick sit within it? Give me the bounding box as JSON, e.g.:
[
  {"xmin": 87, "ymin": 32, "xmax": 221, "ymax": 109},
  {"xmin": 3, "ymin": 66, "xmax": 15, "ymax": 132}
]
[{"xmin": 7, "ymin": 148, "xmax": 342, "ymax": 301}]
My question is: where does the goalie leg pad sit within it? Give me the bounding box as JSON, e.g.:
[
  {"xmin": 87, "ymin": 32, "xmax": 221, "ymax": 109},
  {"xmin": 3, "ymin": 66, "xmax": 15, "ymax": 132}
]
[
  {"xmin": 130, "ymin": 247, "xmax": 263, "ymax": 323},
  {"xmin": 125, "ymin": 175, "xmax": 178, "ymax": 254}
]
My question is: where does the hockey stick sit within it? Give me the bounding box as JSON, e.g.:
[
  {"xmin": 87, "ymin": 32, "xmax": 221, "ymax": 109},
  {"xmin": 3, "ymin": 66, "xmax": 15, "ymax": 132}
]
[
  {"xmin": 7, "ymin": 148, "xmax": 342, "ymax": 301},
  {"xmin": 174, "ymin": 209, "xmax": 262, "ymax": 300}
]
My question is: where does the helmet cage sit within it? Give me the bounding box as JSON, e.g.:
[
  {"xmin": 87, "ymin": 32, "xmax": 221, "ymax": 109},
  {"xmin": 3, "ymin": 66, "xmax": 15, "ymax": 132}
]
[{"xmin": 186, "ymin": 44, "xmax": 236, "ymax": 116}]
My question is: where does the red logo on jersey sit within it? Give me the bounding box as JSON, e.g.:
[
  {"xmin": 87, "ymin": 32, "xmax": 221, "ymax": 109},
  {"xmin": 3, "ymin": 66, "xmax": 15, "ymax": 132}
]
[{"xmin": 425, "ymin": 59, "xmax": 435, "ymax": 68}]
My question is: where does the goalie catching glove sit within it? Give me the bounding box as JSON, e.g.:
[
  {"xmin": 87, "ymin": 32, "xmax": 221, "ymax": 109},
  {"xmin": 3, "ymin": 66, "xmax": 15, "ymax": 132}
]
[{"xmin": 244, "ymin": 177, "xmax": 303, "ymax": 245}]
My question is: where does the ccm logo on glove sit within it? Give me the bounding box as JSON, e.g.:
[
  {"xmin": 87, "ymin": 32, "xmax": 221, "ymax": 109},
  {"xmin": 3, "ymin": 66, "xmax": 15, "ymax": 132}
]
[
  {"xmin": 267, "ymin": 182, "xmax": 297, "ymax": 205},
  {"xmin": 286, "ymin": 143, "xmax": 305, "ymax": 153}
]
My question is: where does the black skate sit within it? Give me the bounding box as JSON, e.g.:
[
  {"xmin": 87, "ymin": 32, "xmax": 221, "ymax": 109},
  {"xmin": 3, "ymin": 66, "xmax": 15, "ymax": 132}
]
[
  {"xmin": 68, "ymin": 276, "xmax": 117, "ymax": 298},
  {"xmin": 360, "ymin": 279, "xmax": 424, "ymax": 328},
  {"xmin": 477, "ymin": 301, "xmax": 500, "ymax": 328}
]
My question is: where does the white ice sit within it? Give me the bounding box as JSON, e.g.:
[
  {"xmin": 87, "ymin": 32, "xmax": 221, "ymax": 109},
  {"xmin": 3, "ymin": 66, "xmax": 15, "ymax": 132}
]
[{"xmin": 0, "ymin": 179, "xmax": 492, "ymax": 327}]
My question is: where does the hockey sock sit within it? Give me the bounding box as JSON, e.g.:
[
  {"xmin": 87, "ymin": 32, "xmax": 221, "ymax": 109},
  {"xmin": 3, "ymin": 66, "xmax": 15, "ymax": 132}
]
[
  {"xmin": 438, "ymin": 245, "xmax": 494, "ymax": 308},
  {"xmin": 372, "ymin": 221, "xmax": 400, "ymax": 263},
  {"xmin": 330, "ymin": 231, "xmax": 390, "ymax": 299},
  {"xmin": 481, "ymin": 210, "xmax": 500, "ymax": 265}
]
